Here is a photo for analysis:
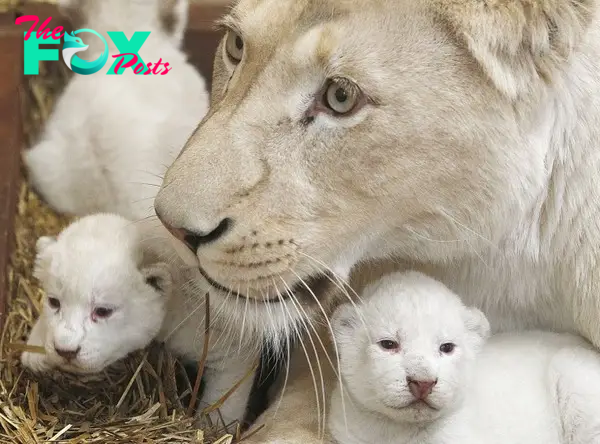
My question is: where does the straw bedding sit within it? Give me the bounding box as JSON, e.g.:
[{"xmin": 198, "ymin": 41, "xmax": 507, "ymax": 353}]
[{"xmin": 0, "ymin": 1, "xmax": 242, "ymax": 442}]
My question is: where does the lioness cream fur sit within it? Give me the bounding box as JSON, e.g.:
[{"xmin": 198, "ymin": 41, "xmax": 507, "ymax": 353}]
[
  {"xmin": 330, "ymin": 272, "xmax": 600, "ymax": 444},
  {"xmin": 24, "ymin": 0, "xmax": 209, "ymax": 221},
  {"xmin": 21, "ymin": 214, "xmax": 258, "ymax": 425},
  {"xmin": 152, "ymin": 0, "xmax": 600, "ymax": 441}
]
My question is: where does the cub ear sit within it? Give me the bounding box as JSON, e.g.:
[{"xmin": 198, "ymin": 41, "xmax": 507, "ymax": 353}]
[
  {"xmin": 33, "ymin": 236, "xmax": 56, "ymax": 281},
  {"xmin": 463, "ymin": 306, "xmax": 491, "ymax": 343},
  {"xmin": 433, "ymin": 0, "xmax": 595, "ymax": 99},
  {"xmin": 331, "ymin": 303, "xmax": 361, "ymax": 339},
  {"xmin": 158, "ymin": 0, "xmax": 189, "ymax": 47},
  {"xmin": 56, "ymin": 0, "xmax": 78, "ymax": 10},
  {"xmin": 56, "ymin": 0, "xmax": 88, "ymax": 27},
  {"xmin": 141, "ymin": 263, "xmax": 173, "ymax": 296}
]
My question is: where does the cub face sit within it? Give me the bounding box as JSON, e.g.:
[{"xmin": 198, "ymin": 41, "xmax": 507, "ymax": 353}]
[
  {"xmin": 332, "ymin": 272, "xmax": 490, "ymax": 424},
  {"xmin": 31, "ymin": 215, "xmax": 171, "ymax": 374},
  {"xmin": 155, "ymin": 0, "xmax": 588, "ymax": 327}
]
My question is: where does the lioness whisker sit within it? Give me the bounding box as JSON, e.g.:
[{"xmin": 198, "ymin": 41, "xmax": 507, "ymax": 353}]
[
  {"xmin": 205, "ymin": 290, "xmax": 235, "ymax": 350},
  {"xmin": 220, "ymin": 292, "xmax": 242, "ymax": 363},
  {"xmin": 296, "ymin": 252, "xmax": 370, "ymax": 334},
  {"xmin": 280, "ymin": 274, "xmax": 341, "ymax": 383},
  {"xmin": 438, "ymin": 207, "xmax": 500, "ymax": 252},
  {"xmin": 262, "ymin": 286, "xmax": 281, "ymax": 350},
  {"xmin": 462, "ymin": 237, "xmax": 492, "ymax": 269},
  {"xmin": 270, "ymin": 289, "xmax": 294, "ymax": 422},
  {"xmin": 133, "ymin": 169, "xmax": 165, "ymax": 182},
  {"xmin": 405, "ymin": 226, "xmax": 466, "ymax": 244},
  {"xmin": 278, "ymin": 280, "xmax": 327, "ymax": 438},
  {"xmin": 286, "ymin": 270, "xmax": 348, "ymax": 437},
  {"xmin": 129, "ymin": 196, "xmax": 159, "ymax": 205},
  {"xmin": 127, "ymin": 214, "xmax": 159, "ymax": 226},
  {"xmin": 278, "ymin": 285, "xmax": 335, "ymax": 436},
  {"xmin": 127, "ymin": 181, "xmax": 162, "ymax": 188},
  {"xmin": 295, "ymin": 250, "xmax": 365, "ymax": 303},
  {"xmin": 275, "ymin": 282, "xmax": 324, "ymax": 437},
  {"xmin": 238, "ymin": 285, "xmax": 251, "ymax": 354},
  {"xmin": 162, "ymin": 299, "xmax": 204, "ymax": 342}
]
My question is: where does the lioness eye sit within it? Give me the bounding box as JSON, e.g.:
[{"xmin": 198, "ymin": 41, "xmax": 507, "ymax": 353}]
[
  {"xmin": 440, "ymin": 343, "xmax": 456, "ymax": 354},
  {"xmin": 92, "ymin": 307, "xmax": 114, "ymax": 321},
  {"xmin": 378, "ymin": 340, "xmax": 400, "ymax": 351},
  {"xmin": 225, "ymin": 30, "xmax": 244, "ymax": 63},
  {"xmin": 323, "ymin": 79, "xmax": 361, "ymax": 115},
  {"xmin": 48, "ymin": 297, "xmax": 61, "ymax": 310}
]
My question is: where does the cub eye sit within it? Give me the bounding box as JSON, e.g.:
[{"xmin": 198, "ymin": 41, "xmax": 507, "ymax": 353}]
[
  {"xmin": 92, "ymin": 307, "xmax": 114, "ymax": 321},
  {"xmin": 323, "ymin": 78, "xmax": 363, "ymax": 115},
  {"xmin": 47, "ymin": 297, "xmax": 61, "ymax": 310},
  {"xmin": 440, "ymin": 343, "xmax": 456, "ymax": 354},
  {"xmin": 225, "ymin": 30, "xmax": 244, "ymax": 63},
  {"xmin": 378, "ymin": 340, "xmax": 400, "ymax": 351}
]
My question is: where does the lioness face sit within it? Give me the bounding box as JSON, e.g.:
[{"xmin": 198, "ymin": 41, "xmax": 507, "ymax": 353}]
[{"xmin": 155, "ymin": 0, "xmax": 547, "ymax": 309}]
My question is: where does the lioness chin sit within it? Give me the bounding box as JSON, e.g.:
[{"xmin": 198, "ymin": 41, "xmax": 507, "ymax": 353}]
[{"xmin": 155, "ymin": 0, "xmax": 600, "ymax": 441}]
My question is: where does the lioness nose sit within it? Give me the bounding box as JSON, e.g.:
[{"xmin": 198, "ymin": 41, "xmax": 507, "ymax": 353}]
[
  {"xmin": 156, "ymin": 211, "xmax": 232, "ymax": 253},
  {"xmin": 407, "ymin": 378, "xmax": 437, "ymax": 399},
  {"xmin": 55, "ymin": 345, "xmax": 81, "ymax": 361}
]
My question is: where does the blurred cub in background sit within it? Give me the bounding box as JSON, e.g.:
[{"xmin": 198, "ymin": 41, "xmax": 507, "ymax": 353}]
[{"xmin": 24, "ymin": 0, "xmax": 209, "ymax": 221}]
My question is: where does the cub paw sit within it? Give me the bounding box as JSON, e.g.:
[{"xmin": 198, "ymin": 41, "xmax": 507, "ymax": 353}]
[{"xmin": 21, "ymin": 351, "xmax": 52, "ymax": 373}]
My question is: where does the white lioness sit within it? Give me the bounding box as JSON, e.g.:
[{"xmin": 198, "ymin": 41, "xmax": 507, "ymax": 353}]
[
  {"xmin": 330, "ymin": 271, "xmax": 600, "ymax": 444},
  {"xmin": 22, "ymin": 214, "xmax": 258, "ymax": 426},
  {"xmin": 152, "ymin": 0, "xmax": 600, "ymax": 441}
]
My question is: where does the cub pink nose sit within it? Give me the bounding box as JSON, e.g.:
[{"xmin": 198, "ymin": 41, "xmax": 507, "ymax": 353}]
[
  {"xmin": 407, "ymin": 378, "xmax": 437, "ymax": 399},
  {"xmin": 54, "ymin": 346, "xmax": 80, "ymax": 361}
]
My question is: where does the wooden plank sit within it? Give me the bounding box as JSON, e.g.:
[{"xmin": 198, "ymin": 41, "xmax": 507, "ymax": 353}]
[{"xmin": 0, "ymin": 13, "xmax": 24, "ymax": 331}]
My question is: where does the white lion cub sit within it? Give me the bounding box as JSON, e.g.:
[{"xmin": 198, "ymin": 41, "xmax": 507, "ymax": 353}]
[
  {"xmin": 24, "ymin": 0, "xmax": 209, "ymax": 220},
  {"xmin": 330, "ymin": 271, "xmax": 600, "ymax": 444},
  {"xmin": 21, "ymin": 214, "xmax": 258, "ymax": 425}
]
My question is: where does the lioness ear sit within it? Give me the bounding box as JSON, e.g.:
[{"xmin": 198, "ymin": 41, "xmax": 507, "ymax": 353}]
[
  {"xmin": 141, "ymin": 263, "xmax": 173, "ymax": 296},
  {"xmin": 463, "ymin": 306, "xmax": 491, "ymax": 343},
  {"xmin": 433, "ymin": 0, "xmax": 595, "ymax": 99}
]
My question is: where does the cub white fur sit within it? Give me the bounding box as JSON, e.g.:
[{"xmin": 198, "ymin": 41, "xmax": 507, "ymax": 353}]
[
  {"xmin": 21, "ymin": 214, "xmax": 258, "ymax": 425},
  {"xmin": 329, "ymin": 272, "xmax": 600, "ymax": 444},
  {"xmin": 24, "ymin": 0, "xmax": 209, "ymax": 220}
]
